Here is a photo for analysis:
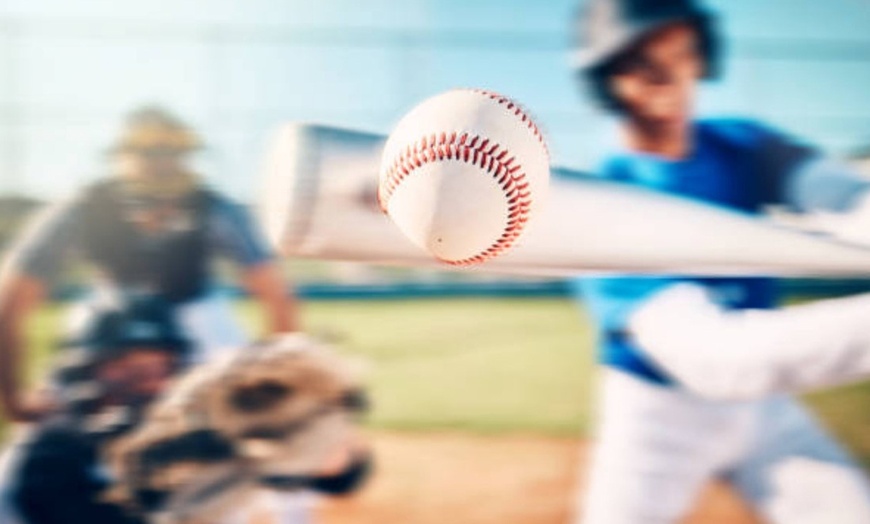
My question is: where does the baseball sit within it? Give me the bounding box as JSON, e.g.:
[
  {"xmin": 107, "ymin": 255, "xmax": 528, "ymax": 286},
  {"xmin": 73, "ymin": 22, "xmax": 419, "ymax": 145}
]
[{"xmin": 378, "ymin": 89, "xmax": 550, "ymax": 266}]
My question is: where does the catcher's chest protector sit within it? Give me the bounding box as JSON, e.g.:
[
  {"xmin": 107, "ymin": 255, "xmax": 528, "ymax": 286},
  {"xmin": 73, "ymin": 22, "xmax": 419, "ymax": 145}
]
[{"xmin": 80, "ymin": 180, "xmax": 212, "ymax": 303}]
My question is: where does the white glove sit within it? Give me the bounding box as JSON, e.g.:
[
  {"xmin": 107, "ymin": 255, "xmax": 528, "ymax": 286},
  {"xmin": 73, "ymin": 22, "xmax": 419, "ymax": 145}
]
[{"xmin": 628, "ymin": 283, "xmax": 870, "ymax": 400}]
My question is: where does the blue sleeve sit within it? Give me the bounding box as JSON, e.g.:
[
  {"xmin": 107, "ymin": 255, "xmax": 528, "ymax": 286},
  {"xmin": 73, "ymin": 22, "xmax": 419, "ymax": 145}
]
[
  {"xmin": 208, "ymin": 195, "xmax": 275, "ymax": 267},
  {"xmin": 14, "ymin": 198, "xmax": 82, "ymax": 282},
  {"xmin": 571, "ymin": 158, "xmax": 690, "ymax": 329},
  {"xmin": 570, "ymin": 276, "xmax": 686, "ymax": 332}
]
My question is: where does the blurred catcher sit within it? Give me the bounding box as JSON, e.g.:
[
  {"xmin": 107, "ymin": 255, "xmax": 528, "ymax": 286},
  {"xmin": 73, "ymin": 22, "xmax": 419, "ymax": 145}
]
[
  {"xmin": 1, "ymin": 298, "xmax": 370, "ymax": 524},
  {"xmin": 0, "ymin": 106, "xmax": 315, "ymax": 522},
  {"xmin": 3, "ymin": 296, "xmax": 192, "ymax": 524}
]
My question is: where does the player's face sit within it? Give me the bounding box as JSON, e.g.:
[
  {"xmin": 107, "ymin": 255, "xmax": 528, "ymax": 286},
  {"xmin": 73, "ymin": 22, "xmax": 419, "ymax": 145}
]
[
  {"xmin": 96, "ymin": 348, "xmax": 177, "ymax": 404},
  {"xmin": 610, "ymin": 23, "xmax": 703, "ymax": 128},
  {"xmin": 116, "ymin": 147, "xmax": 188, "ymax": 180}
]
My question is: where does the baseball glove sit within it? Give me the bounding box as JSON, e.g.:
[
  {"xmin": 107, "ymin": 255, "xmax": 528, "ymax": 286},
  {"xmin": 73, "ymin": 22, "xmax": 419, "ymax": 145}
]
[{"xmin": 104, "ymin": 333, "xmax": 368, "ymax": 524}]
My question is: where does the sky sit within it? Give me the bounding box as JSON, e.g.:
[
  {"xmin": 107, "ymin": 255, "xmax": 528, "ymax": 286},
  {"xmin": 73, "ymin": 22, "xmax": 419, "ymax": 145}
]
[{"xmin": 1, "ymin": 0, "xmax": 870, "ymax": 198}]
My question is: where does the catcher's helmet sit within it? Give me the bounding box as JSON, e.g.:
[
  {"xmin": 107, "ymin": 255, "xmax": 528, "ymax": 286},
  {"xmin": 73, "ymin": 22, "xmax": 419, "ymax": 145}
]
[
  {"xmin": 55, "ymin": 296, "xmax": 192, "ymax": 390},
  {"xmin": 572, "ymin": 0, "xmax": 721, "ymax": 110}
]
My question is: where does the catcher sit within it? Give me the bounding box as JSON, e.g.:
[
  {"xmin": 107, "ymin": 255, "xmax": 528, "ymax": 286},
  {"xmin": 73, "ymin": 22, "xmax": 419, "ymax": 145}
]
[{"xmin": 4, "ymin": 298, "xmax": 370, "ymax": 524}]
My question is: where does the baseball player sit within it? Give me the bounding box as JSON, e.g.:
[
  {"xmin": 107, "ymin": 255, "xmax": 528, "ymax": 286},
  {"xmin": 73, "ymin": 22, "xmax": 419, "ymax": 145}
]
[
  {"xmin": 0, "ymin": 106, "xmax": 299, "ymax": 424},
  {"xmin": 4, "ymin": 296, "xmax": 194, "ymax": 524},
  {"xmin": 0, "ymin": 107, "xmax": 322, "ymax": 523},
  {"xmin": 571, "ymin": 1, "xmax": 870, "ymax": 522}
]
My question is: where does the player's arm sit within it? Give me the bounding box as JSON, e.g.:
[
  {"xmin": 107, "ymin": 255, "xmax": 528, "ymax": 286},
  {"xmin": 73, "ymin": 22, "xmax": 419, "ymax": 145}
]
[
  {"xmin": 0, "ymin": 271, "xmax": 49, "ymax": 421},
  {"xmin": 626, "ymin": 283, "xmax": 870, "ymax": 400},
  {"xmin": 210, "ymin": 195, "xmax": 301, "ymax": 334},
  {"xmin": 788, "ymin": 158, "xmax": 869, "ymax": 213},
  {"xmin": 12, "ymin": 429, "xmax": 146, "ymax": 524},
  {"xmin": 240, "ymin": 260, "xmax": 300, "ymax": 333},
  {"xmin": 620, "ymin": 126, "xmax": 870, "ymax": 400},
  {"xmin": 0, "ymin": 198, "xmax": 80, "ymax": 421}
]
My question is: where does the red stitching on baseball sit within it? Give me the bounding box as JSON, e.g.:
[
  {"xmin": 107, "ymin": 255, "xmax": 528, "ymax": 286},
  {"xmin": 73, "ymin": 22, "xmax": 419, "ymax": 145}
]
[
  {"xmin": 379, "ymin": 131, "xmax": 532, "ymax": 266},
  {"xmin": 469, "ymin": 88, "xmax": 550, "ymax": 161},
  {"xmin": 379, "ymin": 90, "xmax": 546, "ymax": 265}
]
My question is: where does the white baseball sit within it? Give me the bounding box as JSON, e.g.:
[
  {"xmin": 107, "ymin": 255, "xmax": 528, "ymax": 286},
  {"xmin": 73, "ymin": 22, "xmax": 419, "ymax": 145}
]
[{"xmin": 378, "ymin": 89, "xmax": 550, "ymax": 266}]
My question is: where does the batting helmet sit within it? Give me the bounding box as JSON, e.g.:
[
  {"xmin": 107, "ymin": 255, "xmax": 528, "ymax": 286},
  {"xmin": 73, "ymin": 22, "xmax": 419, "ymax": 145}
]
[{"xmin": 572, "ymin": 0, "xmax": 721, "ymax": 110}]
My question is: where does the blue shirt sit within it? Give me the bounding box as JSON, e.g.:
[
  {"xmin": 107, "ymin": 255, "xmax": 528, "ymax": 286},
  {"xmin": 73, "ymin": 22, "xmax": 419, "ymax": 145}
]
[{"xmin": 574, "ymin": 118, "xmax": 842, "ymax": 385}]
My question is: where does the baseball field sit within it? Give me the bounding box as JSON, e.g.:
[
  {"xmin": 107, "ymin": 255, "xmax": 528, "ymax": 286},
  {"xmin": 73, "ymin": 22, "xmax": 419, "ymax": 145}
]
[{"xmin": 18, "ymin": 297, "xmax": 870, "ymax": 523}]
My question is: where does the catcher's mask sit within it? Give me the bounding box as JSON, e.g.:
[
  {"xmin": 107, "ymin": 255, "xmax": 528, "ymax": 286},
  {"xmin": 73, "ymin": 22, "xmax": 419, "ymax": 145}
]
[{"xmin": 571, "ymin": 0, "xmax": 720, "ymax": 112}]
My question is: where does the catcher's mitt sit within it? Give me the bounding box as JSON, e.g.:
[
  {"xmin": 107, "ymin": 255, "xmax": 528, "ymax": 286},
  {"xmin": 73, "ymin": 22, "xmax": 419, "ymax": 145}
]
[{"xmin": 105, "ymin": 333, "xmax": 368, "ymax": 523}]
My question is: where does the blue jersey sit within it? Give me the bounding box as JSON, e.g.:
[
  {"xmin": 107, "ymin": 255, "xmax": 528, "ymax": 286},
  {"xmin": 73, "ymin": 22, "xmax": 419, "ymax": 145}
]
[{"xmin": 575, "ymin": 118, "xmax": 835, "ymax": 384}]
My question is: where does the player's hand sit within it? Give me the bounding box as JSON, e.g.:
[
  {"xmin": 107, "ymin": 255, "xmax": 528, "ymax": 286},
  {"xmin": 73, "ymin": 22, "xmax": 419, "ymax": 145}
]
[{"xmin": 4, "ymin": 391, "xmax": 58, "ymax": 423}]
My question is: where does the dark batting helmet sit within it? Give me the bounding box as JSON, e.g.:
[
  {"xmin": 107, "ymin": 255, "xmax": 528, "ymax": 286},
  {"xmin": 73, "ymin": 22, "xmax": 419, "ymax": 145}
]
[
  {"xmin": 571, "ymin": 0, "xmax": 721, "ymax": 111},
  {"xmin": 54, "ymin": 296, "xmax": 192, "ymax": 413}
]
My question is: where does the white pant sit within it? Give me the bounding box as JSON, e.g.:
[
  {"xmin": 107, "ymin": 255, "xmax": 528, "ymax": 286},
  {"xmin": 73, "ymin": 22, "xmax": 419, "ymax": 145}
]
[{"xmin": 579, "ymin": 369, "xmax": 870, "ymax": 524}]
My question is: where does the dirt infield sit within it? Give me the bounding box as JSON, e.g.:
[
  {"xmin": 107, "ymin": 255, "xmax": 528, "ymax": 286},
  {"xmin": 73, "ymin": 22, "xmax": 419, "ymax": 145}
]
[{"xmin": 318, "ymin": 432, "xmax": 762, "ymax": 524}]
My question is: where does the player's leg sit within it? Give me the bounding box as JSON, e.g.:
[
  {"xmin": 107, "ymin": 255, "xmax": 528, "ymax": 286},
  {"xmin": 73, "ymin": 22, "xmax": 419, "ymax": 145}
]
[
  {"xmin": 729, "ymin": 395, "xmax": 870, "ymax": 524},
  {"xmin": 578, "ymin": 369, "xmax": 755, "ymax": 524}
]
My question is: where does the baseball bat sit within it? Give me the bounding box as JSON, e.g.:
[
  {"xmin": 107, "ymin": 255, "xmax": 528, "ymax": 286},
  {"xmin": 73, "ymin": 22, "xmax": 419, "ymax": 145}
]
[{"xmin": 258, "ymin": 123, "xmax": 870, "ymax": 277}]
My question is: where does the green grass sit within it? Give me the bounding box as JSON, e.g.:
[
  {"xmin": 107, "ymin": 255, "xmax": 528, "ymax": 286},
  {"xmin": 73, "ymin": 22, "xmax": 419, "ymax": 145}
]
[
  {"xmin": 10, "ymin": 298, "xmax": 870, "ymax": 467},
  {"xmin": 24, "ymin": 305, "xmax": 67, "ymax": 383},
  {"xmin": 805, "ymin": 384, "xmax": 870, "ymax": 467},
  {"xmin": 237, "ymin": 298, "xmax": 597, "ymax": 435}
]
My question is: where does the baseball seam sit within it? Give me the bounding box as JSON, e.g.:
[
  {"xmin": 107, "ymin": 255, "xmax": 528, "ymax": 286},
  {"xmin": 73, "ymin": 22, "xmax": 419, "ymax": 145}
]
[
  {"xmin": 379, "ymin": 130, "xmax": 532, "ymax": 266},
  {"xmin": 469, "ymin": 88, "xmax": 550, "ymax": 161},
  {"xmin": 379, "ymin": 90, "xmax": 546, "ymax": 265}
]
